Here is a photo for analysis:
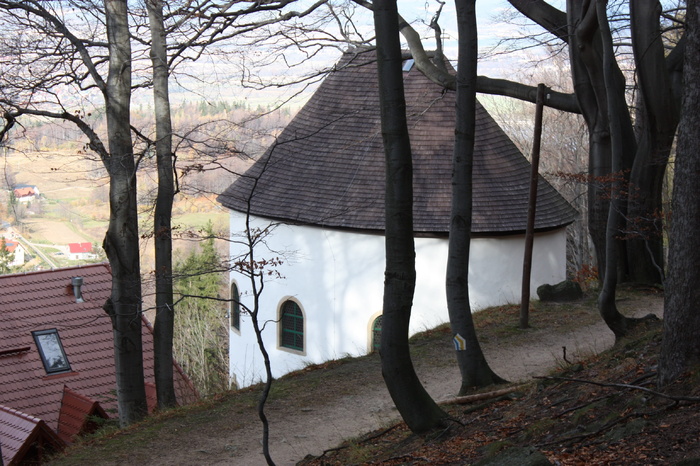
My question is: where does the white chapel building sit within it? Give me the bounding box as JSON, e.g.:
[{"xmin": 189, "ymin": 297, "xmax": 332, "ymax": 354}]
[{"xmin": 217, "ymin": 48, "xmax": 577, "ymax": 388}]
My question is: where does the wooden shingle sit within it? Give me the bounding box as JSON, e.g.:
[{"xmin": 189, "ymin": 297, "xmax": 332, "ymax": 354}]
[{"xmin": 218, "ymin": 47, "xmax": 577, "ymax": 234}]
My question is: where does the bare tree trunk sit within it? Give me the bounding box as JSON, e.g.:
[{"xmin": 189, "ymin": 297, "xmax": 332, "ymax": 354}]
[
  {"xmin": 373, "ymin": 0, "xmax": 446, "ymax": 433},
  {"xmin": 658, "ymin": 0, "xmax": 700, "ymax": 385},
  {"xmin": 595, "ymin": 0, "xmax": 637, "ymax": 339},
  {"xmin": 567, "ymin": 0, "xmax": 635, "ymax": 284},
  {"xmin": 147, "ymin": 0, "xmax": 178, "ymax": 410},
  {"xmin": 447, "ymin": 0, "xmax": 507, "ymax": 395},
  {"xmin": 627, "ymin": 0, "xmax": 681, "ymax": 285},
  {"xmin": 510, "ymin": 0, "xmax": 674, "ymax": 287},
  {"xmin": 103, "ymin": 0, "xmax": 148, "ymax": 426}
]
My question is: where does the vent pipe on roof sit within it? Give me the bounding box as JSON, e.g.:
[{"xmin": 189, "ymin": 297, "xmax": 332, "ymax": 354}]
[{"xmin": 71, "ymin": 276, "xmax": 84, "ymax": 303}]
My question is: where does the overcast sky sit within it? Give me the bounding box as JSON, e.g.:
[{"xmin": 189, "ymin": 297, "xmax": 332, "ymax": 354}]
[{"xmin": 169, "ymin": 1, "xmax": 568, "ymax": 107}]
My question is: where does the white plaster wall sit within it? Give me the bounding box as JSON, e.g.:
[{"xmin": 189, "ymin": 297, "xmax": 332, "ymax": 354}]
[
  {"xmin": 228, "ymin": 211, "xmax": 567, "ymax": 388},
  {"xmin": 10, "ymin": 244, "xmax": 25, "ymax": 266}
]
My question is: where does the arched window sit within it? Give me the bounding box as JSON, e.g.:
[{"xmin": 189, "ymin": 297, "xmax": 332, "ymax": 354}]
[
  {"xmin": 231, "ymin": 283, "xmax": 240, "ymax": 331},
  {"xmin": 371, "ymin": 315, "xmax": 382, "ymax": 352},
  {"xmin": 280, "ymin": 300, "xmax": 304, "ymax": 351}
]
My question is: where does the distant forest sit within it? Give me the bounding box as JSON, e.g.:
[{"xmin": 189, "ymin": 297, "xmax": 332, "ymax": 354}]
[{"xmin": 13, "ymin": 99, "xmax": 295, "ymax": 154}]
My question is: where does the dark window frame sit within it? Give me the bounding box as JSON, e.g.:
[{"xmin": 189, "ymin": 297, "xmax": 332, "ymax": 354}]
[
  {"xmin": 32, "ymin": 328, "xmax": 71, "ymax": 374},
  {"xmin": 279, "ymin": 300, "xmax": 304, "ymax": 352},
  {"xmin": 231, "ymin": 282, "xmax": 241, "ymax": 332}
]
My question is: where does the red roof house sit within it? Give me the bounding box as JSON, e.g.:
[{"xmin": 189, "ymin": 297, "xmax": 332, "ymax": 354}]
[
  {"xmin": 12, "ymin": 187, "xmax": 35, "ymax": 202},
  {"xmin": 0, "ymin": 264, "xmax": 198, "ymax": 465},
  {"xmin": 67, "ymin": 242, "xmax": 94, "ymax": 261},
  {"xmin": 2, "ymin": 239, "xmax": 26, "ymax": 267}
]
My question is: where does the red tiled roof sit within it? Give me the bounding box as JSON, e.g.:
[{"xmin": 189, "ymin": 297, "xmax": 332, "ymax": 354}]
[
  {"xmin": 0, "ymin": 264, "xmax": 198, "ymax": 440},
  {"xmin": 0, "ymin": 404, "xmax": 64, "ymax": 466},
  {"xmin": 2, "ymin": 239, "xmax": 18, "ymax": 253},
  {"xmin": 218, "ymin": 47, "xmax": 577, "ymax": 234},
  {"xmin": 13, "ymin": 187, "xmax": 35, "ymax": 198},
  {"xmin": 68, "ymin": 242, "xmax": 92, "ymax": 254},
  {"xmin": 57, "ymin": 385, "xmax": 109, "ymax": 443}
]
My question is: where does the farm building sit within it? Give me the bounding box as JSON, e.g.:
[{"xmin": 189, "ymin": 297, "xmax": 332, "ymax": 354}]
[
  {"xmin": 67, "ymin": 242, "xmax": 96, "ymax": 261},
  {"xmin": 1, "ymin": 238, "xmax": 26, "ymax": 267}
]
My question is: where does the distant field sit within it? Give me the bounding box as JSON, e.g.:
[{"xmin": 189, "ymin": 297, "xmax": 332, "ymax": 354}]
[
  {"xmin": 5, "ymin": 150, "xmax": 238, "ymax": 272},
  {"xmin": 23, "ymin": 219, "xmax": 94, "ymax": 244},
  {"xmin": 9, "ymin": 151, "xmax": 105, "ymax": 196}
]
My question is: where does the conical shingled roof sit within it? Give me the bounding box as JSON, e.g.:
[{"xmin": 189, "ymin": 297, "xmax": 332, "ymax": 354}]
[{"xmin": 218, "ymin": 47, "xmax": 577, "ymax": 235}]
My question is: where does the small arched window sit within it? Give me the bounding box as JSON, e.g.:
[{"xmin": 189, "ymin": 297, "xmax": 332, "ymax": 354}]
[
  {"xmin": 371, "ymin": 315, "xmax": 382, "ymax": 352},
  {"xmin": 231, "ymin": 283, "xmax": 240, "ymax": 331},
  {"xmin": 280, "ymin": 300, "xmax": 304, "ymax": 351}
]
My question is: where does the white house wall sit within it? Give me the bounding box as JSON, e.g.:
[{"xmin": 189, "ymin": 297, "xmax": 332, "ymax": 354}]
[{"xmin": 228, "ymin": 211, "xmax": 567, "ymax": 388}]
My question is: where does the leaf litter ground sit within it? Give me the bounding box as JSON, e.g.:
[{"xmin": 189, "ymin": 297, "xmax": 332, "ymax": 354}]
[{"xmin": 50, "ymin": 285, "xmax": 694, "ymax": 466}]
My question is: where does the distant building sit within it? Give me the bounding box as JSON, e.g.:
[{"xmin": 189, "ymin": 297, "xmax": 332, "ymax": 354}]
[
  {"xmin": 1, "ymin": 238, "xmax": 25, "ymax": 267},
  {"xmin": 12, "ymin": 186, "xmax": 37, "ymax": 203},
  {"xmin": 0, "ymin": 264, "xmax": 199, "ymax": 465},
  {"xmin": 67, "ymin": 242, "xmax": 95, "ymax": 261}
]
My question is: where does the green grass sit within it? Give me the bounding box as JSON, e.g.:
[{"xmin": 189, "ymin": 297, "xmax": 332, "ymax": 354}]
[{"xmin": 172, "ymin": 212, "xmax": 229, "ymax": 231}]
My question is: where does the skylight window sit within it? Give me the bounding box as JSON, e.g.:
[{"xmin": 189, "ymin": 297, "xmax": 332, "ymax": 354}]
[
  {"xmin": 32, "ymin": 329, "xmax": 71, "ymax": 374},
  {"xmin": 402, "ymin": 58, "xmax": 415, "ymax": 71}
]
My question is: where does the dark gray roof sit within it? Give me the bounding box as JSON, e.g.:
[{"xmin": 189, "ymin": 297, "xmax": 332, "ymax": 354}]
[{"xmin": 218, "ymin": 48, "xmax": 577, "ymax": 235}]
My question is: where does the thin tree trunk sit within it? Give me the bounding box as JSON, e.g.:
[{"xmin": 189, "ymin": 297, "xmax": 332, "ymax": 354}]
[
  {"xmin": 373, "ymin": 0, "xmax": 446, "ymax": 433},
  {"xmin": 447, "ymin": 0, "xmax": 507, "ymax": 395},
  {"xmin": 658, "ymin": 0, "xmax": 700, "ymax": 385},
  {"xmin": 103, "ymin": 0, "xmax": 148, "ymax": 426},
  {"xmin": 146, "ymin": 0, "xmax": 178, "ymax": 410}
]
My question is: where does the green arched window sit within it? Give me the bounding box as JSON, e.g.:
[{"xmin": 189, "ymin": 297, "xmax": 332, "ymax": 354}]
[
  {"xmin": 280, "ymin": 300, "xmax": 304, "ymax": 351},
  {"xmin": 231, "ymin": 283, "xmax": 240, "ymax": 331},
  {"xmin": 371, "ymin": 315, "xmax": 382, "ymax": 352}
]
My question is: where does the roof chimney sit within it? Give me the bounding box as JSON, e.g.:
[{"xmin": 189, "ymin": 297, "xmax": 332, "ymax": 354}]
[{"xmin": 71, "ymin": 277, "xmax": 84, "ymax": 303}]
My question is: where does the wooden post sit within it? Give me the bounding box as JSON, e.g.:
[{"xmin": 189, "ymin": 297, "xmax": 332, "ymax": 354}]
[{"xmin": 520, "ymin": 83, "xmax": 546, "ymax": 329}]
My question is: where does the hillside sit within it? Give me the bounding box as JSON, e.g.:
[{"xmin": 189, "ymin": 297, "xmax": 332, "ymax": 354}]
[
  {"xmin": 0, "ymin": 149, "xmax": 243, "ymax": 273},
  {"xmin": 45, "ymin": 286, "xmax": 693, "ymax": 466}
]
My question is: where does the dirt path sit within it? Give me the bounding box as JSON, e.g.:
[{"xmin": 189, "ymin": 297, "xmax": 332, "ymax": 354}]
[
  {"xmin": 55, "ymin": 294, "xmax": 662, "ymax": 466},
  {"xmin": 141, "ymin": 295, "xmax": 661, "ymax": 466}
]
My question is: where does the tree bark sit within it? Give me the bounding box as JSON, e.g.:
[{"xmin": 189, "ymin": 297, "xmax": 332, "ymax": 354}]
[
  {"xmin": 373, "ymin": 0, "xmax": 446, "ymax": 433},
  {"xmin": 594, "ymin": 0, "xmax": 634, "ymax": 339},
  {"xmin": 510, "ymin": 0, "xmax": 674, "ymax": 287},
  {"xmin": 627, "ymin": 0, "xmax": 681, "ymax": 284},
  {"xmin": 658, "ymin": 0, "xmax": 700, "ymax": 385},
  {"xmin": 103, "ymin": 0, "xmax": 148, "ymax": 426},
  {"xmin": 447, "ymin": 0, "xmax": 507, "ymax": 395},
  {"xmin": 147, "ymin": 0, "xmax": 178, "ymax": 410}
]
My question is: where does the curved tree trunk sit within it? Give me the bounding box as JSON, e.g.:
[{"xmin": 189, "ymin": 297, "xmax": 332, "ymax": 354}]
[
  {"xmin": 658, "ymin": 0, "xmax": 700, "ymax": 385},
  {"xmin": 627, "ymin": 0, "xmax": 681, "ymax": 285},
  {"xmin": 147, "ymin": 0, "xmax": 178, "ymax": 410},
  {"xmin": 103, "ymin": 0, "xmax": 148, "ymax": 426},
  {"xmin": 567, "ymin": 0, "xmax": 636, "ymax": 284},
  {"xmin": 373, "ymin": 0, "xmax": 446, "ymax": 433},
  {"xmin": 595, "ymin": 0, "xmax": 636, "ymax": 339},
  {"xmin": 447, "ymin": 0, "xmax": 507, "ymax": 395}
]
